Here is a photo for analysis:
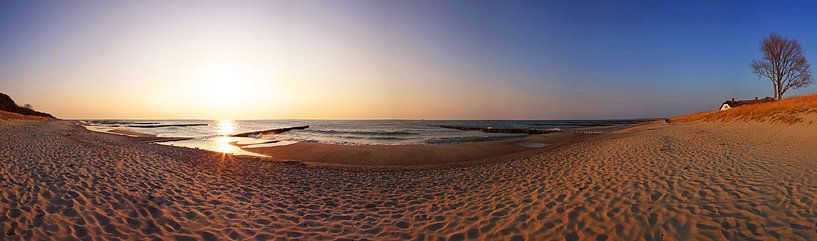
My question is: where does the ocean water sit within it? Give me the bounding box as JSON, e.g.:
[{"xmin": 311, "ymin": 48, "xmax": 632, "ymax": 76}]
[
  {"xmin": 85, "ymin": 119, "xmax": 649, "ymax": 145},
  {"xmin": 84, "ymin": 119, "xmax": 650, "ymax": 156}
]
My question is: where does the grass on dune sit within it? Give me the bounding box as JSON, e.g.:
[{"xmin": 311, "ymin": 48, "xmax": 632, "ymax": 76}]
[
  {"xmin": 0, "ymin": 110, "xmax": 52, "ymax": 121},
  {"xmin": 672, "ymin": 94, "xmax": 817, "ymax": 124}
]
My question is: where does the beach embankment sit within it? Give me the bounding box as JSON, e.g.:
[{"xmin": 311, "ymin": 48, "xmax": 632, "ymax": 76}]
[
  {"xmin": 672, "ymin": 93, "xmax": 817, "ymax": 124},
  {"xmin": 0, "ymin": 93, "xmax": 55, "ymax": 119},
  {"xmin": 0, "ymin": 110, "xmax": 52, "ymax": 121},
  {"xmin": 2, "ymin": 111, "xmax": 817, "ymax": 240}
]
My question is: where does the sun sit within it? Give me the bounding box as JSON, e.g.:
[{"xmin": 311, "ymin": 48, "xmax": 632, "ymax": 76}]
[
  {"xmin": 189, "ymin": 63, "xmax": 263, "ymax": 110},
  {"xmin": 153, "ymin": 60, "xmax": 291, "ymax": 119}
]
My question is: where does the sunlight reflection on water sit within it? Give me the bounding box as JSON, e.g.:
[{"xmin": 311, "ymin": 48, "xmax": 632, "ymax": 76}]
[
  {"xmin": 156, "ymin": 120, "xmax": 278, "ymax": 157},
  {"xmin": 216, "ymin": 119, "xmax": 237, "ymax": 135}
]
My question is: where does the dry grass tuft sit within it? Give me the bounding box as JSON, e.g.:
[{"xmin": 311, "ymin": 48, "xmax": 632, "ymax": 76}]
[
  {"xmin": 672, "ymin": 94, "xmax": 817, "ymax": 124},
  {"xmin": 0, "ymin": 110, "xmax": 52, "ymax": 121}
]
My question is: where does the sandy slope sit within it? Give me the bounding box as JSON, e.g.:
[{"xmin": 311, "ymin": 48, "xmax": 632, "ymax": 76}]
[{"xmin": 1, "ymin": 120, "xmax": 817, "ymax": 240}]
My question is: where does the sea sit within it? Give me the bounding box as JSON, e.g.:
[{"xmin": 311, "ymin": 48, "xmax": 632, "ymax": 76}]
[{"xmin": 83, "ymin": 119, "xmax": 652, "ymax": 156}]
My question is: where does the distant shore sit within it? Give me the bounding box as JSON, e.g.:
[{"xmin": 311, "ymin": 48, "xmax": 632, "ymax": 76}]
[{"xmin": 3, "ymin": 117, "xmax": 817, "ymax": 240}]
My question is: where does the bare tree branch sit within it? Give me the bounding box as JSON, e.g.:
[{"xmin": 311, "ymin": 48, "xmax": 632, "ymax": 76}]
[{"xmin": 751, "ymin": 33, "xmax": 813, "ymax": 100}]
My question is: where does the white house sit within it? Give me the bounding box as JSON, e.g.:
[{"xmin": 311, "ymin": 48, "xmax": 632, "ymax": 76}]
[{"xmin": 719, "ymin": 97, "xmax": 775, "ymax": 111}]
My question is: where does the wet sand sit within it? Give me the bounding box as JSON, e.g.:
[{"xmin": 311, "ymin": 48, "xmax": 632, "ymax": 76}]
[
  {"xmin": 2, "ymin": 119, "xmax": 817, "ymax": 240},
  {"xmin": 243, "ymin": 133, "xmax": 576, "ymax": 170}
]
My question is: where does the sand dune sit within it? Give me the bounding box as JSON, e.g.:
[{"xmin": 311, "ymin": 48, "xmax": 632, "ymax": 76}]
[
  {"xmin": 0, "ymin": 110, "xmax": 52, "ymax": 121},
  {"xmin": 1, "ymin": 119, "xmax": 817, "ymax": 240}
]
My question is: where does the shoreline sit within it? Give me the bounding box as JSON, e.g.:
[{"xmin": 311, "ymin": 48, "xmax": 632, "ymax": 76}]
[
  {"xmin": 74, "ymin": 119, "xmax": 584, "ymax": 171},
  {"xmin": 3, "ymin": 118, "xmax": 817, "ymax": 240},
  {"xmin": 79, "ymin": 120, "xmax": 643, "ymax": 170},
  {"xmin": 241, "ymin": 132, "xmax": 584, "ymax": 170}
]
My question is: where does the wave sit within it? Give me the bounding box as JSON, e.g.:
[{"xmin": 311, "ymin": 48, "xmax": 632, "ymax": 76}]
[
  {"xmin": 306, "ymin": 129, "xmax": 418, "ymax": 136},
  {"xmin": 336, "ymin": 136, "xmax": 408, "ymax": 140},
  {"xmin": 90, "ymin": 120, "xmax": 161, "ymax": 125},
  {"xmin": 129, "ymin": 123, "xmax": 208, "ymax": 128},
  {"xmin": 424, "ymin": 135, "xmax": 523, "ymax": 144}
]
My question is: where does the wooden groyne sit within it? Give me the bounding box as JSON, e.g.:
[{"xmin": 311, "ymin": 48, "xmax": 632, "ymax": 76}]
[{"xmin": 230, "ymin": 125, "xmax": 309, "ymax": 137}]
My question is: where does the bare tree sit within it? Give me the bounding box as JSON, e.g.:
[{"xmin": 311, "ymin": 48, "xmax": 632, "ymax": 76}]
[
  {"xmin": 751, "ymin": 33, "xmax": 813, "ymax": 100},
  {"xmin": 23, "ymin": 104, "xmax": 33, "ymax": 109}
]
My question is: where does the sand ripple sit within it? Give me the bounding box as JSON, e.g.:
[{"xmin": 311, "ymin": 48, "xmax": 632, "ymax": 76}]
[{"xmin": 1, "ymin": 120, "xmax": 817, "ymax": 240}]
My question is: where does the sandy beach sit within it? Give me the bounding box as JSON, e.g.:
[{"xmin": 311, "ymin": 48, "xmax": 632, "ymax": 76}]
[
  {"xmin": 241, "ymin": 132, "xmax": 578, "ymax": 170},
  {"xmin": 3, "ymin": 1, "xmax": 817, "ymax": 240},
  {"xmin": 2, "ymin": 119, "xmax": 817, "ymax": 240}
]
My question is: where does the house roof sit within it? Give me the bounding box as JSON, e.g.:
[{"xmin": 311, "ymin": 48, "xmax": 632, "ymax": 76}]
[{"xmin": 722, "ymin": 97, "xmax": 775, "ymax": 107}]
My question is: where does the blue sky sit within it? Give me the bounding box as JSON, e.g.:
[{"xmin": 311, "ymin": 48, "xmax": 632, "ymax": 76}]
[{"xmin": 1, "ymin": 0, "xmax": 816, "ymax": 119}]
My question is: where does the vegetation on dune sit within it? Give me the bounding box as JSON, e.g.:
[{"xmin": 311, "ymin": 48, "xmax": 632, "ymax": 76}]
[
  {"xmin": 0, "ymin": 93, "xmax": 55, "ymax": 118},
  {"xmin": 673, "ymin": 94, "xmax": 817, "ymax": 124},
  {"xmin": 675, "ymin": 34, "xmax": 816, "ymax": 124}
]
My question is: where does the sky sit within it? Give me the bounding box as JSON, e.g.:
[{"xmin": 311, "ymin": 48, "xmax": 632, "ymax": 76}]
[{"xmin": 1, "ymin": 0, "xmax": 816, "ymax": 120}]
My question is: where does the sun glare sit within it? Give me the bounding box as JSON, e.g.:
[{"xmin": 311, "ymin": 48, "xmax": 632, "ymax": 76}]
[
  {"xmin": 214, "ymin": 136, "xmax": 234, "ymax": 153},
  {"xmin": 188, "ymin": 63, "xmax": 267, "ymax": 111},
  {"xmin": 146, "ymin": 58, "xmax": 295, "ymax": 119},
  {"xmin": 215, "ymin": 120, "xmax": 238, "ymax": 155},
  {"xmin": 216, "ymin": 119, "xmax": 237, "ymax": 136}
]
